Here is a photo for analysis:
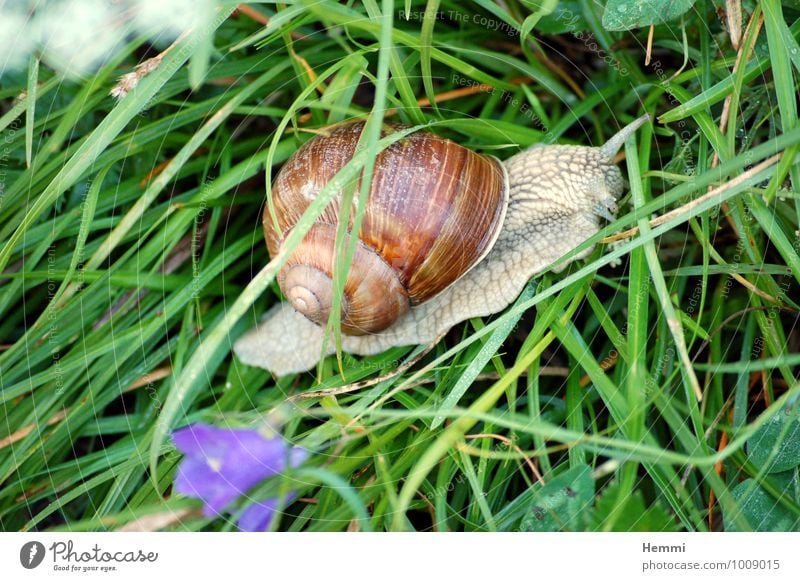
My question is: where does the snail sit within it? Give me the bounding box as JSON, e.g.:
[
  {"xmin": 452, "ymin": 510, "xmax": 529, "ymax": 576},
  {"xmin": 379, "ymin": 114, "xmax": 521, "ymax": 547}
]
[{"xmin": 234, "ymin": 115, "xmax": 649, "ymax": 376}]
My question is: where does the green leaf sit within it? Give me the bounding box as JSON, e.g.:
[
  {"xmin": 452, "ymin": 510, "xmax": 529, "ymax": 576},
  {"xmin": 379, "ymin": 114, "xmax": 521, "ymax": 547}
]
[
  {"xmin": 25, "ymin": 57, "xmax": 38, "ymax": 168},
  {"xmin": 431, "ymin": 282, "xmax": 536, "ymax": 429},
  {"xmin": 519, "ymin": 0, "xmax": 558, "ymax": 42},
  {"xmin": 602, "ymin": 0, "xmax": 698, "ymax": 31},
  {"xmin": 230, "ymin": 4, "xmax": 308, "ymax": 51},
  {"xmin": 747, "ymin": 402, "xmax": 800, "ymax": 473},
  {"xmin": 593, "ymin": 484, "xmax": 680, "ymax": 531},
  {"xmin": 535, "ymin": 0, "xmax": 590, "ymax": 34},
  {"xmin": 419, "ymin": 0, "xmax": 441, "ymax": 117},
  {"xmin": 188, "ymin": 32, "xmax": 212, "ymax": 91},
  {"xmin": 520, "ymin": 465, "xmax": 594, "ymax": 531},
  {"xmin": 725, "ymin": 471, "xmax": 800, "ymax": 531}
]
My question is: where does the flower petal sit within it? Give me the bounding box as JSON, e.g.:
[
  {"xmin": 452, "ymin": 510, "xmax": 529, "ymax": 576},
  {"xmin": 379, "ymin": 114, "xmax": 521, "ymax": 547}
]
[
  {"xmin": 289, "ymin": 446, "xmax": 310, "ymax": 468},
  {"xmin": 174, "ymin": 457, "xmax": 242, "ymax": 517},
  {"xmin": 237, "ymin": 495, "xmax": 295, "ymax": 532},
  {"xmin": 172, "ymin": 423, "xmax": 263, "ymax": 458},
  {"xmin": 171, "ymin": 423, "xmax": 309, "ymax": 522}
]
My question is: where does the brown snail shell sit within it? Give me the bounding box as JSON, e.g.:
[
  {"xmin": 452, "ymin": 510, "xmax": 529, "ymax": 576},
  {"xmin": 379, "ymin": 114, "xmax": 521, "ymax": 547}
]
[{"xmin": 264, "ymin": 122, "xmax": 509, "ymax": 335}]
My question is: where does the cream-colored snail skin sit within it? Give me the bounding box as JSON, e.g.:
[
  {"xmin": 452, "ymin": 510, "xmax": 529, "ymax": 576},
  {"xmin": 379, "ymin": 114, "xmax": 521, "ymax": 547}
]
[{"xmin": 234, "ymin": 115, "xmax": 650, "ymax": 376}]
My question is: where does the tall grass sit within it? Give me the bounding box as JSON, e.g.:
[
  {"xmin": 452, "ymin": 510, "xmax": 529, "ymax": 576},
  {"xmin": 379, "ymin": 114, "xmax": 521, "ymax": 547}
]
[{"xmin": 0, "ymin": 0, "xmax": 798, "ymax": 531}]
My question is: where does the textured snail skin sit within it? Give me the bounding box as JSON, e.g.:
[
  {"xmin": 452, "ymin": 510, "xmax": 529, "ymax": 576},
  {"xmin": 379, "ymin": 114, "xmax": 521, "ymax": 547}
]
[{"xmin": 234, "ymin": 116, "xmax": 649, "ymax": 375}]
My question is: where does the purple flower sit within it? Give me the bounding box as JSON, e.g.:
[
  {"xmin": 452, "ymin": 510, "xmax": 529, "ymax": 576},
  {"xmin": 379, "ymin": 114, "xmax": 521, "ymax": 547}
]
[{"xmin": 172, "ymin": 423, "xmax": 307, "ymax": 531}]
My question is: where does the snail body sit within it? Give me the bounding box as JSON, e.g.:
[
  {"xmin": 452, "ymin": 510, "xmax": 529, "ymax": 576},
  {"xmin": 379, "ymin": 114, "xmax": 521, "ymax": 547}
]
[{"xmin": 235, "ymin": 115, "xmax": 649, "ymax": 375}]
